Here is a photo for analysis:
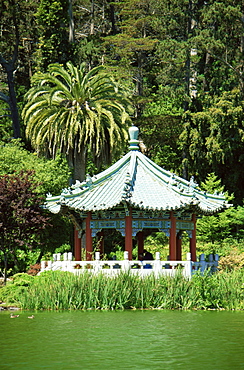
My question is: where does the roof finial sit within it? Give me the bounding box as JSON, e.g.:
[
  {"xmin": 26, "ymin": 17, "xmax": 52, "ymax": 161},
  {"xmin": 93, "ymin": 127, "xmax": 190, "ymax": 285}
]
[{"xmin": 128, "ymin": 125, "xmax": 139, "ymax": 151}]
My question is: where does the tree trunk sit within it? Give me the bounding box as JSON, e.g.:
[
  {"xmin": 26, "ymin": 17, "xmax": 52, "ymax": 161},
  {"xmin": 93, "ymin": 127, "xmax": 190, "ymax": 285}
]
[
  {"xmin": 240, "ymin": 12, "xmax": 244, "ymax": 95},
  {"xmin": 7, "ymin": 66, "xmax": 21, "ymax": 138},
  {"xmin": 68, "ymin": 0, "xmax": 75, "ymax": 43},
  {"xmin": 109, "ymin": 3, "xmax": 116, "ymax": 35},
  {"xmin": 0, "ymin": 1, "xmax": 21, "ymax": 139},
  {"xmin": 0, "ymin": 56, "xmax": 21, "ymax": 138},
  {"xmin": 90, "ymin": 0, "xmax": 95, "ymax": 35},
  {"xmin": 73, "ymin": 146, "xmax": 87, "ymax": 182},
  {"xmin": 182, "ymin": 0, "xmax": 196, "ymax": 180},
  {"xmin": 3, "ymin": 251, "xmax": 7, "ymax": 285}
]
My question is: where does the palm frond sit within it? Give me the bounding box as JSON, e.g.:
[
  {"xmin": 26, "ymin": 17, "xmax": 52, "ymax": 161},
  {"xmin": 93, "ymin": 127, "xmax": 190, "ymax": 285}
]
[{"xmin": 23, "ymin": 61, "xmax": 133, "ymax": 180}]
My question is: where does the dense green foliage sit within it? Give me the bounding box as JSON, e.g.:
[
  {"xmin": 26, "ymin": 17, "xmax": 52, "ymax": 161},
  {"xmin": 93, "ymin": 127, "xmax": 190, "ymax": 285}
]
[
  {"xmin": 0, "ymin": 140, "xmax": 71, "ymax": 195},
  {"xmin": 35, "ymin": 0, "xmax": 74, "ymax": 71},
  {"xmin": 181, "ymin": 90, "xmax": 244, "ymax": 203},
  {"xmin": 0, "ymin": 0, "xmax": 39, "ymax": 138},
  {"xmin": 1, "ymin": 270, "xmax": 244, "ymax": 311},
  {"xmin": 195, "ymin": 173, "xmax": 244, "ymax": 256}
]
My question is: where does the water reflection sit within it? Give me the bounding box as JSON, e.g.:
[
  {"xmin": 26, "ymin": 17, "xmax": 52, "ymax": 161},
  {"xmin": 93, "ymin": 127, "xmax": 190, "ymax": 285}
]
[{"xmin": 1, "ymin": 310, "xmax": 244, "ymax": 369}]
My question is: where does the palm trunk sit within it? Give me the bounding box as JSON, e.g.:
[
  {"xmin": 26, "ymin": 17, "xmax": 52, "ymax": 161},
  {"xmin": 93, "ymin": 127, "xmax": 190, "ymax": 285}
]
[{"xmin": 73, "ymin": 146, "xmax": 87, "ymax": 182}]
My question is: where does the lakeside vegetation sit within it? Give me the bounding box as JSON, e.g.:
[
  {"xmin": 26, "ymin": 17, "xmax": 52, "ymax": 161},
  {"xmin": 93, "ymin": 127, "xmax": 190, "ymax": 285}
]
[{"xmin": 1, "ymin": 270, "xmax": 244, "ymax": 311}]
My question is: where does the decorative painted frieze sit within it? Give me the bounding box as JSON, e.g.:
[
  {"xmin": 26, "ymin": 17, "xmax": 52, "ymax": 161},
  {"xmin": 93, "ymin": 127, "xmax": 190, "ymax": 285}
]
[
  {"xmin": 176, "ymin": 220, "xmax": 194, "ymax": 230},
  {"xmin": 132, "ymin": 219, "xmax": 170, "ymax": 230},
  {"xmin": 90, "ymin": 219, "xmax": 125, "ymax": 237},
  {"xmin": 132, "ymin": 219, "xmax": 170, "ymax": 236},
  {"xmin": 90, "ymin": 219, "xmax": 125, "ymax": 229}
]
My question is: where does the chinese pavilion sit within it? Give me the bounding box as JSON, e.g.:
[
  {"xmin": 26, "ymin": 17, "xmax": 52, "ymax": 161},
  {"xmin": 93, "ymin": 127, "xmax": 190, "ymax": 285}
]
[{"xmin": 45, "ymin": 126, "xmax": 229, "ymax": 262}]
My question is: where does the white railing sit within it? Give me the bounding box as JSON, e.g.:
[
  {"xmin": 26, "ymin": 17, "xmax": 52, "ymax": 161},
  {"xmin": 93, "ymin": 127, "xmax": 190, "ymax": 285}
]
[{"xmin": 40, "ymin": 252, "xmax": 219, "ymax": 279}]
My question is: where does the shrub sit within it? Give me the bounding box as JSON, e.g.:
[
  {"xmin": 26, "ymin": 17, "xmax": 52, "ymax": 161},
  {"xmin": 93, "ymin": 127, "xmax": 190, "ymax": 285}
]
[
  {"xmin": 218, "ymin": 249, "xmax": 244, "ymax": 272},
  {"xmin": 0, "ymin": 273, "xmax": 34, "ymax": 304},
  {"xmin": 27, "ymin": 264, "xmax": 41, "ymax": 276}
]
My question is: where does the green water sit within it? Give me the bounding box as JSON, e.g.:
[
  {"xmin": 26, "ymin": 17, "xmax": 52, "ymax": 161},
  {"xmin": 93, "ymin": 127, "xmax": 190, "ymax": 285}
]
[{"xmin": 1, "ymin": 310, "xmax": 244, "ymax": 369}]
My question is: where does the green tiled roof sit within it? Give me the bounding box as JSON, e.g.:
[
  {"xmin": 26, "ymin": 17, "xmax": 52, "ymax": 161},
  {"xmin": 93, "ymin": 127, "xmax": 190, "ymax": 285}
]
[{"xmin": 45, "ymin": 126, "xmax": 229, "ymax": 215}]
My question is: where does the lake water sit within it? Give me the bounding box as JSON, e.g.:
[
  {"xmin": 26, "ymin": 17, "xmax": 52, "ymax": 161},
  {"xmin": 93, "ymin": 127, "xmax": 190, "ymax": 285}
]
[{"xmin": 1, "ymin": 309, "xmax": 244, "ymax": 369}]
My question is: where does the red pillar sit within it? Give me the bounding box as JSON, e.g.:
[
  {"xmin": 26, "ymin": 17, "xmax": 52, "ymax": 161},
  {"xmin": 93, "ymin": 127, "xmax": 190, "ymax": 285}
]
[
  {"xmin": 176, "ymin": 232, "xmax": 182, "ymax": 261},
  {"xmin": 137, "ymin": 231, "xmax": 144, "ymax": 259},
  {"xmin": 74, "ymin": 227, "xmax": 81, "ymax": 261},
  {"xmin": 190, "ymin": 213, "xmax": 197, "ymax": 262},
  {"xmin": 86, "ymin": 212, "xmax": 93, "ymax": 261},
  {"xmin": 169, "ymin": 211, "xmax": 176, "ymax": 260},
  {"xmin": 125, "ymin": 208, "xmax": 133, "ymax": 260}
]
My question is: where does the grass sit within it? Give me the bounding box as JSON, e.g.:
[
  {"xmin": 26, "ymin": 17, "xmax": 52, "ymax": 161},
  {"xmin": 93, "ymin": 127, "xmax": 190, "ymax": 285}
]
[{"xmin": 1, "ymin": 269, "xmax": 244, "ymax": 311}]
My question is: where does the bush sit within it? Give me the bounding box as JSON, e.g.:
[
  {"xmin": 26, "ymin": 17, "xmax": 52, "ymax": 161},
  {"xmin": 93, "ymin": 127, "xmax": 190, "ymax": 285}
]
[
  {"xmin": 12, "ymin": 273, "xmax": 35, "ymax": 286},
  {"xmin": 0, "ymin": 273, "xmax": 34, "ymax": 304},
  {"xmin": 218, "ymin": 249, "xmax": 244, "ymax": 272}
]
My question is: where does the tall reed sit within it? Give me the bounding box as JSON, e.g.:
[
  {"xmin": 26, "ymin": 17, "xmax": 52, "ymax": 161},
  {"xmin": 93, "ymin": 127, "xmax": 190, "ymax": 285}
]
[{"xmin": 1, "ymin": 269, "xmax": 244, "ymax": 311}]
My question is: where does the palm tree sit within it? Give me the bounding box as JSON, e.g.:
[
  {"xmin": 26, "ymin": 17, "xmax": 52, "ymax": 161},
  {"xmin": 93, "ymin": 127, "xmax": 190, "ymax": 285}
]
[{"xmin": 22, "ymin": 62, "xmax": 132, "ymax": 181}]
